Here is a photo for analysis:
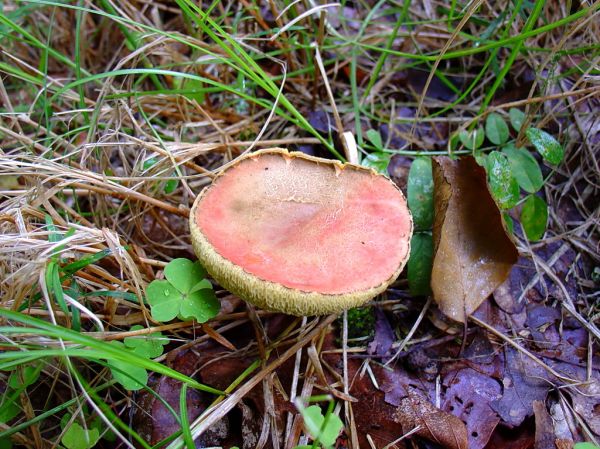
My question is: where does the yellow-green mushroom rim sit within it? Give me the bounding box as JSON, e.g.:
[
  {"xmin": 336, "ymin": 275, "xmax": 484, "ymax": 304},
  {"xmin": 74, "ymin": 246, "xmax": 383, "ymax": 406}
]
[{"xmin": 189, "ymin": 148, "xmax": 413, "ymax": 316}]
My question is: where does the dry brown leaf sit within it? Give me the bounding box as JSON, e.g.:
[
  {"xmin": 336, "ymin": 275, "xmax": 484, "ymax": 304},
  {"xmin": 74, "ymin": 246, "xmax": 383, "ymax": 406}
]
[
  {"xmin": 431, "ymin": 157, "xmax": 518, "ymax": 322},
  {"xmin": 394, "ymin": 389, "xmax": 468, "ymax": 449}
]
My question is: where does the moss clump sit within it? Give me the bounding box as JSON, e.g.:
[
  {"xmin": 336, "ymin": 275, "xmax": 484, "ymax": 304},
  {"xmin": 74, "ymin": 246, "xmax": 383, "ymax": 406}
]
[{"xmin": 337, "ymin": 307, "xmax": 376, "ymax": 346}]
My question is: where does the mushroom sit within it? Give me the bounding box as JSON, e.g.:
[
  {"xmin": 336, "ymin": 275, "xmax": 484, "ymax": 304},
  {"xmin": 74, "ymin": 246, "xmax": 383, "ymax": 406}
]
[{"xmin": 189, "ymin": 148, "xmax": 413, "ymax": 316}]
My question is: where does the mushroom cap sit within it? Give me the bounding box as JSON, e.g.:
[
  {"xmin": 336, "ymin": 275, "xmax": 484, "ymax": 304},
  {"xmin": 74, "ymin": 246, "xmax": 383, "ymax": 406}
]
[{"xmin": 190, "ymin": 148, "xmax": 413, "ymax": 316}]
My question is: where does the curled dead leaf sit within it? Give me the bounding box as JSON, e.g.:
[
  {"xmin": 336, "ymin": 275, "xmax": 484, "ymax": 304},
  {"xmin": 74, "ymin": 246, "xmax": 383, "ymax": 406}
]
[
  {"xmin": 394, "ymin": 388, "xmax": 468, "ymax": 449},
  {"xmin": 431, "ymin": 157, "xmax": 518, "ymax": 322}
]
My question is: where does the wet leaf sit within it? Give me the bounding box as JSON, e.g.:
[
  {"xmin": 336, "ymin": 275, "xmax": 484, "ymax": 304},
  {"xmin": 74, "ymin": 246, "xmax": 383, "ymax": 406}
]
[
  {"xmin": 526, "ymin": 128, "xmax": 564, "ymax": 165},
  {"xmin": 509, "ymin": 108, "xmax": 525, "ymax": 131},
  {"xmin": 407, "ymin": 157, "xmax": 434, "ymax": 231},
  {"xmin": 394, "ymin": 389, "xmax": 468, "ymax": 449},
  {"xmin": 431, "ymin": 157, "xmax": 518, "ymax": 322},
  {"xmin": 486, "ymin": 151, "xmax": 519, "ymax": 209},
  {"xmin": 164, "ymin": 258, "xmax": 207, "ymax": 294},
  {"xmin": 502, "ymin": 145, "xmax": 544, "ymax": 193},
  {"xmin": 179, "ymin": 289, "xmax": 220, "ymax": 323},
  {"xmin": 485, "ymin": 113, "xmax": 509, "ymax": 145},
  {"xmin": 408, "ymin": 233, "xmax": 433, "ymax": 296},
  {"xmin": 459, "ymin": 127, "xmax": 485, "ymax": 150},
  {"xmin": 520, "ymin": 195, "xmax": 547, "ymax": 241}
]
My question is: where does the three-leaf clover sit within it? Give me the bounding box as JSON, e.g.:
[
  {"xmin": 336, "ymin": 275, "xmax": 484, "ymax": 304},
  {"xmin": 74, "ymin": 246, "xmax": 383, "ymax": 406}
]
[
  {"xmin": 147, "ymin": 258, "xmax": 220, "ymax": 323},
  {"xmin": 106, "ymin": 327, "xmax": 167, "ymax": 391},
  {"xmin": 124, "ymin": 325, "xmax": 168, "ymax": 358}
]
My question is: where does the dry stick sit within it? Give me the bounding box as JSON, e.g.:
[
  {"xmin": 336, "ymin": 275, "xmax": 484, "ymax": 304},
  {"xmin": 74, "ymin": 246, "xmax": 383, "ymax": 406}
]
[
  {"xmin": 535, "ymin": 258, "xmax": 600, "ymax": 342},
  {"xmin": 470, "ymin": 315, "xmax": 581, "ymax": 384},
  {"xmin": 68, "ymin": 182, "xmax": 189, "ymax": 217},
  {"xmin": 167, "ymin": 314, "xmax": 337, "ymax": 449}
]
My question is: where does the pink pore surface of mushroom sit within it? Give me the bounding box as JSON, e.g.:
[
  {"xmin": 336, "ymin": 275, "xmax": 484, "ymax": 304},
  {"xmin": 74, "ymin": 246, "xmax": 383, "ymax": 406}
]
[{"xmin": 196, "ymin": 153, "xmax": 411, "ymax": 295}]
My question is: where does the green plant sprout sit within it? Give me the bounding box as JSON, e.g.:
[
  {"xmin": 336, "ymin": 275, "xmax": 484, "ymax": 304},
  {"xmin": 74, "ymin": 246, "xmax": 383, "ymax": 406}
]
[
  {"xmin": 294, "ymin": 396, "xmax": 344, "ymax": 449},
  {"xmin": 146, "ymin": 258, "xmax": 220, "ymax": 323},
  {"xmin": 362, "ymin": 129, "xmax": 392, "ymax": 174}
]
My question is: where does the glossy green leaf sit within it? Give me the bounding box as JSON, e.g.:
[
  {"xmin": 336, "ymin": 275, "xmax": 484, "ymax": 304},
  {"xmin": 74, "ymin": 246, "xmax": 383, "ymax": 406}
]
[
  {"xmin": 408, "ymin": 233, "xmax": 433, "ymax": 296},
  {"xmin": 485, "ymin": 113, "xmax": 509, "ymax": 145},
  {"xmin": 61, "ymin": 422, "xmax": 100, "ymax": 449},
  {"xmin": 107, "ymin": 342, "xmax": 148, "ymax": 391},
  {"xmin": 502, "ymin": 145, "xmax": 544, "ymax": 193},
  {"xmin": 147, "ymin": 280, "xmax": 181, "ymax": 322},
  {"xmin": 459, "ymin": 126, "xmax": 484, "ymax": 150},
  {"xmin": 509, "ymin": 108, "xmax": 525, "ymax": 131},
  {"xmin": 526, "ymin": 128, "xmax": 564, "ymax": 165},
  {"xmin": 179, "ymin": 289, "xmax": 220, "ymax": 323},
  {"xmin": 164, "ymin": 259, "xmax": 207, "ymax": 294},
  {"xmin": 521, "ymin": 195, "xmax": 547, "ymax": 241},
  {"xmin": 302, "ymin": 405, "xmax": 343, "ymax": 447},
  {"xmin": 486, "ymin": 151, "xmax": 519, "ymax": 209},
  {"xmin": 365, "ymin": 129, "xmax": 383, "ymax": 150},
  {"xmin": 407, "ymin": 158, "xmax": 434, "ymax": 231},
  {"xmin": 361, "ymin": 152, "xmax": 390, "ymax": 174},
  {"xmin": 124, "ymin": 325, "xmax": 168, "ymax": 359}
]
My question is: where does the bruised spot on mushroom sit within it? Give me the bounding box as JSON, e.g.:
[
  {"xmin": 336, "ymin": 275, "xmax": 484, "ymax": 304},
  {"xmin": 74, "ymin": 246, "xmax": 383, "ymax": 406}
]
[{"xmin": 189, "ymin": 148, "xmax": 413, "ymax": 316}]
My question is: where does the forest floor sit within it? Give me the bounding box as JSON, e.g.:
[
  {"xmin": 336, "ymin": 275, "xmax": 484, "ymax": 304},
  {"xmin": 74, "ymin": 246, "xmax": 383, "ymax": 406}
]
[{"xmin": 0, "ymin": 1, "xmax": 599, "ymax": 449}]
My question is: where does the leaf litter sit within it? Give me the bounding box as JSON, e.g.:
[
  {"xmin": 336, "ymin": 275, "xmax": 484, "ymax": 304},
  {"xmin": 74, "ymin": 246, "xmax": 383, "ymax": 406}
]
[{"xmin": 1, "ymin": 1, "xmax": 599, "ymax": 448}]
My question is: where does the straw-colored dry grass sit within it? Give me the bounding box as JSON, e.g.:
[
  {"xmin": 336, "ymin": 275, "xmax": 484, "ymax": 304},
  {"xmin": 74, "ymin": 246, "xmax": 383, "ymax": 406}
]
[{"xmin": 1, "ymin": 0, "xmax": 599, "ymax": 448}]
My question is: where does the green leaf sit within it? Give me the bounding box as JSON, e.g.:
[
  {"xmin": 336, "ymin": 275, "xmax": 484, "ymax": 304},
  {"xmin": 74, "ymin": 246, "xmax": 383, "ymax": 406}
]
[
  {"xmin": 0, "ymin": 437, "xmax": 13, "ymax": 449},
  {"xmin": 7, "ymin": 365, "xmax": 39, "ymax": 388},
  {"xmin": 302, "ymin": 405, "xmax": 343, "ymax": 447},
  {"xmin": 502, "ymin": 212, "xmax": 514, "ymax": 235},
  {"xmin": 365, "ymin": 129, "xmax": 383, "ymax": 150},
  {"xmin": 502, "ymin": 145, "xmax": 544, "ymax": 193},
  {"xmin": 574, "ymin": 444, "xmax": 600, "ymax": 449},
  {"xmin": 509, "ymin": 108, "xmax": 525, "ymax": 131},
  {"xmin": 361, "ymin": 152, "xmax": 391, "ymax": 174},
  {"xmin": 124, "ymin": 325, "xmax": 168, "ymax": 359},
  {"xmin": 147, "ymin": 280, "xmax": 181, "ymax": 322},
  {"xmin": 485, "ymin": 113, "xmax": 509, "ymax": 145},
  {"xmin": 407, "ymin": 158, "xmax": 433, "ymax": 231},
  {"xmin": 0, "ymin": 394, "xmax": 20, "ymax": 424},
  {"xmin": 521, "ymin": 195, "xmax": 547, "ymax": 241},
  {"xmin": 179, "ymin": 289, "xmax": 220, "ymax": 323},
  {"xmin": 164, "ymin": 259, "xmax": 207, "ymax": 294},
  {"xmin": 107, "ymin": 342, "xmax": 148, "ymax": 391},
  {"xmin": 408, "ymin": 233, "xmax": 433, "ymax": 296},
  {"xmin": 486, "ymin": 151, "xmax": 520, "ymax": 209},
  {"xmin": 163, "ymin": 179, "xmax": 178, "ymax": 194},
  {"xmin": 61, "ymin": 422, "xmax": 100, "ymax": 449},
  {"xmin": 459, "ymin": 126, "xmax": 484, "ymax": 150},
  {"xmin": 526, "ymin": 127, "xmax": 564, "ymax": 165}
]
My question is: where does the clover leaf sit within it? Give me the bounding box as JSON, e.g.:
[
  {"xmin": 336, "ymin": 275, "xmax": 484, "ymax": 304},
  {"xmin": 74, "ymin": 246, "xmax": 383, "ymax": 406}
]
[
  {"xmin": 124, "ymin": 325, "xmax": 168, "ymax": 359},
  {"xmin": 106, "ymin": 341, "xmax": 148, "ymax": 391},
  {"xmin": 301, "ymin": 405, "xmax": 343, "ymax": 448},
  {"xmin": 61, "ymin": 422, "xmax": 100, "ymax": 449},
  {"xmin": 147, "ymin": 258, "xmax": 219, "ymax": 323}
]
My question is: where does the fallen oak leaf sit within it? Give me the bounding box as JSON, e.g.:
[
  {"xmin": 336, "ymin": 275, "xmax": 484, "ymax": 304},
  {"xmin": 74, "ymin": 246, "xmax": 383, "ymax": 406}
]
[
  {"xmin": 431, "ymin": 157, "xmax": 518, "ymax": 322},
  {"xmin": 394, "ymin": 388, "xmax": 468, "ymax": 449}
]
